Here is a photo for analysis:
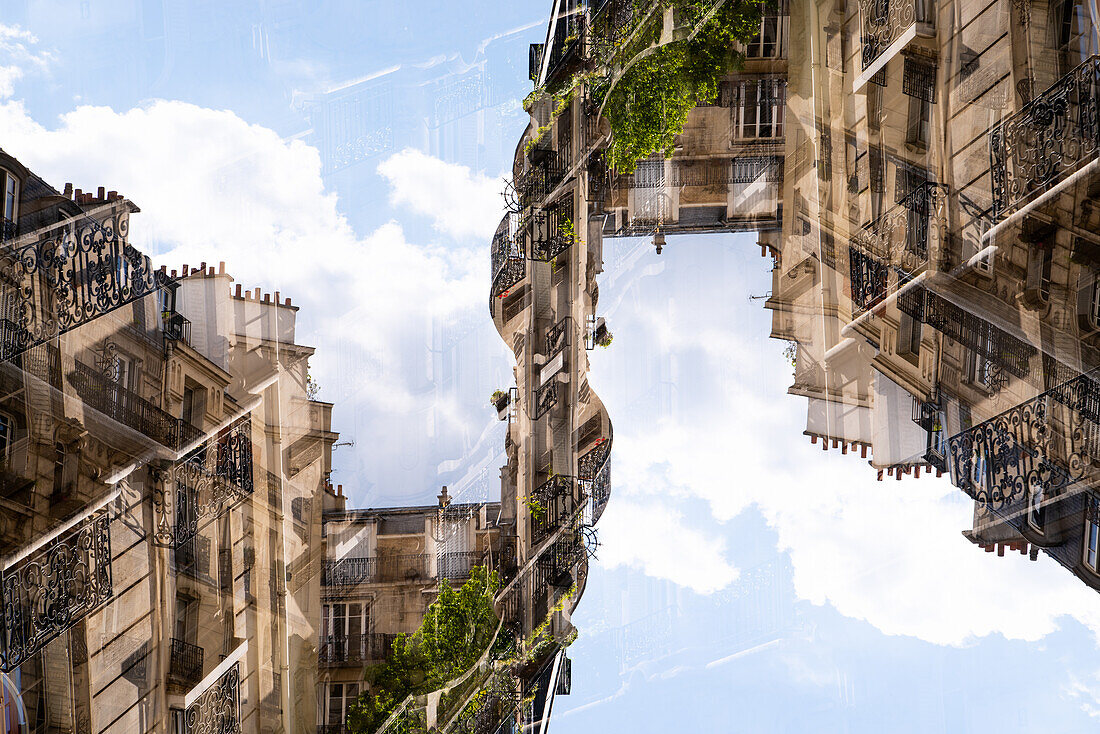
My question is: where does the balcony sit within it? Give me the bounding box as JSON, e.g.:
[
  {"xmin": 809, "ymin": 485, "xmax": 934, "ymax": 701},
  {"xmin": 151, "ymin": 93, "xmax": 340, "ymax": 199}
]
[
  {"xmin": 857, "ymin": 0, "xmax": 933, "ymax": 87},
  {"xmin": 168, "ymin": 638, "xmax": 204, "ymax": 688},
  {"xmin": 163, "ymin": 311, "xmax": 192, "ymax": 344},
  {"xmin": 490, "ymin": 215, "xmax": 526, "ymax": 304},
  {"xmin": 322, "ymin": 557, "xmax": 376, "ymax": 586},
  {"xmin": 530, "ymin": 475, "xmax": 575, "ymax": 546},
  {"xmin": 0, "ymin": 219, "xmax": 15, "ymax": 242},
  {"xmin": 318, "ymin": 633, "xmax": 396, "ymax": 666},
  {"xmin": 848, "ymin": 245, "xmax": 889, "ymax": 313},
  {"xmin": 439, "ymin": 551, "xmax": 485, "ymax": 580},
  {"xmin": 515, "ymin": 147, "xmax": 571, "ymax": 210},
  {"xmin": 69, "ymin": 358, "xmax": 203, "ymax": 451},
  {"xmin": 989, "ymin": 55, "xmax": 1100, "ymax": 220}
]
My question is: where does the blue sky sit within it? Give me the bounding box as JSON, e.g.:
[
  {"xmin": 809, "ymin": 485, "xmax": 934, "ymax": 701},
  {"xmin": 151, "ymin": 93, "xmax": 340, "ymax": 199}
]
[{"xmin": 2, "ymin": 2, "xmax": 1100, "ymax": 730}]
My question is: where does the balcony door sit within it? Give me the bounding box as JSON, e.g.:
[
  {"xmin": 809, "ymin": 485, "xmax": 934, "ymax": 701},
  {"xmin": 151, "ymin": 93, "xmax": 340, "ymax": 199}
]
[
  {"xmin": 325, "ymin": 682, "xmax": 359, "ymax": 730},
  {"xmin": 323, "ymin": 603, "xmax": 369, "ymax": 661}
]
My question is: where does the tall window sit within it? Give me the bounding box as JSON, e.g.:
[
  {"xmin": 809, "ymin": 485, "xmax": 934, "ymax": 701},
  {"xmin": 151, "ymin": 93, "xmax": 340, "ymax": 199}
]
[
  {"xmin": 1085, "ymin": 496, "xmax": 1100, "ymax": 571},
  {"xmin": 3, "ymin": 171, "xmax": 16, "ymax": 222},
  {"xmin": 0, "ymin": 412, "xmax": 13, "ymax": 463},
  {"xmin": 325, "ymin": 683, "xmax": 360, "ymax": 728},
  {"xmin": 744, "ymin": 0, "xmax": 788, "ymax": 58},
  {"xmin": 732, "ymin": 80, "xmax": 785, "ymax": 139},
  {"xmin": 1028, "ymin": 478, "xmax": 1046, "ymax": 531},
  {"xmin": 906, "ymin": 95, "xmax": 931, "ymax": 148}
]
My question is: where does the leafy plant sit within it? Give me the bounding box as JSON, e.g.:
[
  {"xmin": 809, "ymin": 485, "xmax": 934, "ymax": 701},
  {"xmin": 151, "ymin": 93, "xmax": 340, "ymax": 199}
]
[
  {"xmin": 524, "ymin": 494, "xmax": 546, "ymax": 523},
  {"xmin": 347, "ymin": 566, "xmax": 502, "ymax": 733},
  {"xmin": 490, "ymin": 389, "xmax": 507, "ymax": 405}
]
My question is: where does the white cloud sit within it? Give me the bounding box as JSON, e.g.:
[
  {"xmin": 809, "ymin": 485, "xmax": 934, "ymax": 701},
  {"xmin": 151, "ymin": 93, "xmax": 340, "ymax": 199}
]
[
  {"xmin": 597, "ymin": 498, "xmax": 740, "ymax": 595},
  {"xmin": 0, "ymin": 99, "xmax": 506, "ymax": 502},
  {"xmin": 0, "ymin": 24, "xmax": 51, "ymax": 99},
  {"xmin": 377, "ymin": 148, "xmax": 505, "ymax": 240},
  {"xmin": 589, "ymin": 242, "xmax": 1100, "ymax": 646}
]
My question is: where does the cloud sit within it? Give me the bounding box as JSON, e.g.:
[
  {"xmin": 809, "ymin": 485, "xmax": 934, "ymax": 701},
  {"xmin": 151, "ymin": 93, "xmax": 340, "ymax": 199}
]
[
  {"xmin": 589, "ymin": 240, "xmax": 1100, "ymax": 646},
  {"xmin": 0, "ymin": 98, "xmax": 507, "ymax": 503},
  {"xmin": 377, "ymin": 148, "xmax": 505, "ymax": 240},
  {"xmin": 597, "ymin": 498, "xmax": 740, "ymax": 595},
  {"xmin": 0, "ymin": 24, "xmax": 51, "ymax": 99}
]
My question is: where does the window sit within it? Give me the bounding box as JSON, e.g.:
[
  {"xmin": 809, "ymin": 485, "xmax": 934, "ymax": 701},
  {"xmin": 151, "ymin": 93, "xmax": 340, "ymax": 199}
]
[
  {"xmin": 1085, "ymin": 497, "xmax": 1100, "ymax": 571},
  {"xmin": 906, "ymin": 94, "xmax": 932, "ymax": 148},
  {"xmin": 0, "ymin": 412, "xmax": 13, "ymax": 462},
  {"xmin": 897, "ymin": 311, "xmax": 922, "ymax": 362},
  {"xmin": 732, "ymin": 80, "xmax": 785, "ymax": 139},
  {"xmin": 1028, "ymin": 479, "xmax": 1046, "ymax": 531},
  {"xmin": 744, "ymin": 1, "xmax": 788, "ymax": 58},
  {"xmin": 1025, "ymin": 245, "xmax": 1054, "ymax": 304},
  {"xmin": 3, "ymin": 171, "xmax": 16, "ymax": 222},
  {"xmin": 326, "ymin": 682, "xmax": 360, "ymax": 727}
]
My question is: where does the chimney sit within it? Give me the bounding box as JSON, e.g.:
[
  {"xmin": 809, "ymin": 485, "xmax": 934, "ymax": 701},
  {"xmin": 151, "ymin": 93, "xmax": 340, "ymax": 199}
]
[
  {"xmin": 438, "ymin": 486, "xmax": 450, "ymax": 508},
  {"xmin": 97, "ymin": 186, "xmax": 105, "ymax": 200},
  {"xmin": 235, "ymin": 284, "xmax": 242, "ymax": 297},
  {"xmin": 63, "ymin": 183, "xmax": 73, "ymax": 197},
  {"xmin": 219, "ymin": 261, "xmax": 225, "ymax": 274}
]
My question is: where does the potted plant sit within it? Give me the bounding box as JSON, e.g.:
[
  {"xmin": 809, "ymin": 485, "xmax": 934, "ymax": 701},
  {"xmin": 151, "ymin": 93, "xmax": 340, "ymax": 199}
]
[
  {"xmin": 491, "ymin": 389, "xmax": 511, "ymax": 418},
  {"xmin": 594, "ymin": 322, "xmax": 613, "ymax": 348}
]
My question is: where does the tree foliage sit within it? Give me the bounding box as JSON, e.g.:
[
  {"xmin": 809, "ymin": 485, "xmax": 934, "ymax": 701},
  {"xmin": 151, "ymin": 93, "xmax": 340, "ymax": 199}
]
[
  {"xmin": 596, "ymin": 0, "xmax": 770, "ymax": 172},
  {"xmin": 347, "ymin": 566, "xmax": 502, "ymax": 733}
]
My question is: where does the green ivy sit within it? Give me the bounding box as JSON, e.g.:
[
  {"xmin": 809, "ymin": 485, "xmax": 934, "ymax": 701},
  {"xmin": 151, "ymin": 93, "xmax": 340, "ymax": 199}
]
[{"xmin": 596, "ymin": 0, "xmax": 769, "ymax": 172}]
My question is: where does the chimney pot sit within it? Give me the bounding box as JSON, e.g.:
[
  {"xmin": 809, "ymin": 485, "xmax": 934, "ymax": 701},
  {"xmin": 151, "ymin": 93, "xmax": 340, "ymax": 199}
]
[
  {"xmin": 108, "ymin": 190, "xmax": 117, "ymax": 200},
  {"xmin": 219, "ymin": 261, "xmax": 225, "ymax": 274},
  {"xmin": 235, "ymin": 284, "xmax": 242, "ymax": 297},
  {"xmin": 285, "ymin": 297, "xmax": 292, "ymax": 306}
]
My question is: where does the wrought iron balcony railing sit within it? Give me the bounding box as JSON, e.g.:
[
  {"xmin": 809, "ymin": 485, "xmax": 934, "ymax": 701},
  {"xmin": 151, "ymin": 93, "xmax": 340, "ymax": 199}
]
[
  {"xmin": 183, "ymin": 661, "xmax": 239, "ymax": 733},
  {"xmin": 849, "ymin": 182, "xmax": 946, "ymax": 280},
  {"xmin": 990, "ymin": 55, "xmax": 1100, "ymax": 220},
  {"xmin": 377, "ymin": 553, "xmax": 433, "ymax": 582},
  {"xmin": 848, "ymin": 246, "xmax": 889, "ymax": 313},
  {"xmin": 322, "ymin": 557, "xmax": 377, "ymax": 586},
  {"xmin": 69, "ymin": 358, "xmax": 203, "ymax": 450},
  {"xmin": 898, "ymin": 284, "xmax": 1036, "ymax": 378},
  {"xmin": 490, "ymin": 215, "xmax": 526, "ymax": 303},
  {"xmin": 154, "ymin": 415, "xmax": 254, "ymax": 548},
  {"xmin": 531, "ymin": 475, "xmax": 576, "ymax": 546},
  {"xmin": 0, "ymin": 219, "xmax": 15, "ymax": 242},
  {"xmin": 318, "ymin": 633, "xmax": 396, "ymax": 665},
  {"xmin": 163, "ymin": 311, "xmax": 192, "ymax": 344},
  {"xmin": 438, "ymin": 551, "xmax": 485, "ymax": 580},
  {"xmin": 858, "ymin": 0, "xmax": 926, "ymax": 79},
  {"xmin": 529, "ymin": 200, "xmax": 575, "ymax": 262},
  {"xmin": 0, "ymin": 505, "xmax": 113, "ymax": 672},
  {"xmin": 168, "ymin": 638, "xmax": 204, "ymax": 688},
  {"xmin": 578, "ymin": 423, "xmax": 613, "ymax": 526},
  {"xmin": 0, "ymin": 210, "xmax": 173, "ymax": 364},
  {"xmin": 516, "ymin": 147, "xmax": 571, "ymax": 210}
]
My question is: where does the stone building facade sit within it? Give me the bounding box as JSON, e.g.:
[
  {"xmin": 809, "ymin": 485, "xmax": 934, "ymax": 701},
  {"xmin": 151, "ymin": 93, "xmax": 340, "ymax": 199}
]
[{"xmin": 0, "ymin": 149, "xmax": 334, "ymax": 734}]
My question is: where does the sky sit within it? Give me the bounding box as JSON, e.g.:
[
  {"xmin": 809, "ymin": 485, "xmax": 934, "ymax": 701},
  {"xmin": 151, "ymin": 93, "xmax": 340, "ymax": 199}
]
[{"xmin": 2, "ymin": 1, "xmax": 1100, "ymax": 730}]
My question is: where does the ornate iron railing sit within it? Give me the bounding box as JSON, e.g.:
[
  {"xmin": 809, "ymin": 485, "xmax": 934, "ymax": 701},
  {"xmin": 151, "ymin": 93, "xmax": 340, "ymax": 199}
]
[
  {"xmin": 0, "ymin": 220, "xmax": 15, "ymax": 242},
  {"xmin": 377, "ymin": 553, "xmax": 432, "ymax": 582},
  {"xmin": 182, "ymin": 661, "xmax": 240, "ymax": 734},
  {"xmin": 153, "ymin": 415, "xmax": 255, "ymax": 548},
  {"xmin": 848, "ymin": 246, "xmax": 888, "ymax": 312},
  {"xmin": 529, "ymin": 200, "xmax": 574, "ymax": 262},
  {"xmin": 168, "ymin": 638, "xmax": 204, "ymax": 688},
  {"xmin": 491, "ymin": 215, "xmax": 526, "ymax": 303},
  {"xmin": 534, "ymin": 381, "xmax": 558, "ymax": 420},
  {"xmin": 546, "ymin": 317, "xmax": 569, "ymax": 356},
  {"xmin": 164, "ymin": 311, "xmax": 192, "ymax": 344},
  {"xmin": 578, "ymin": 423, "xmax": 613, "ymax": 525},
  {"xmin": 898, "ymin": 285, "xmax": 1036, "ymax": 378},
  {"xmin": 858, "ymin": 0, "xmax": 917, "ymax": 75},
  {"xmin": 0, "ymin": 211, "xmax": 173, "ymax": 364},
  {"xmin": 318, "ymin": 633, "xmax": 396, "ymax": 665},
  {"xmin": 850, "ymin": 182, "xmax": 946, "ymax": 277},
  {"xmin": 516, "ymin": 148, "xmax": 571, "ymax": 210},
  {"xmin": 438, "ymin": 551, "xmax": 485, "ymax": 580},
  {"xmin": 530, "ymin": 475, "xmax": 575, "ymax": 546},
  {"xmin": 0, "ymin": 505, "xmax": 113, "ymax": 671},
  {"xmin": 989, "ymin": 55, "xmax": 1100, "ymax": 219},
  {"xmin": 322, "ymin": 557, "xmax": 377, "ymax": 586},
  {"xmin": 69, "ymin": 357, "xmax": 202, "ymax": 450}
]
